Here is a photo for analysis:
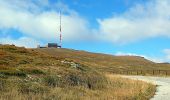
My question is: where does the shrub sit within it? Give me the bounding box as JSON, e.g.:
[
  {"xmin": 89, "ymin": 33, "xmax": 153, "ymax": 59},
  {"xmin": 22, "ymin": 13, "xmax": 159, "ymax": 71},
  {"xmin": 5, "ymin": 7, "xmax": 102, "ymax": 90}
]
[
  {"xmin": 64, "ymin": 72, "xmax": 107, "ymax": 90},
  {"xmin": 0, "ymin": 70, "xmax": 27, "ymax": 77},
  {"xmin": 43, "ymin": 75, "xmax": 61, "ymax": 87},
  {"xmin": 30, "ymin": 69, "xmax": 45, "ymax": 75},
  {"xmin": 19, "ymin": 68, "xmax": 45, "ymax": 75},
  {"xmin": 67, "ymin": 74, "xmax": 84, "ymax": 86},
  {"xmin": 0, "ymin": 74, "xmax": 6, "ymax": 78}
]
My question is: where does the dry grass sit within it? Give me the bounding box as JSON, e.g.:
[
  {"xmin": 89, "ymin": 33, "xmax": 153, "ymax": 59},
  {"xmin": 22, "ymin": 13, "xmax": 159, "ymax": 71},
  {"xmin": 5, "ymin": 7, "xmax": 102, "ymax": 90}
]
[
  {"xmin": 38, "ymin": 48, "xmax": 170, "ymax": 75},
  {"xmin": 105, "ymin": 74, "xmax": 156, "ymax": 100},
  {"xmin": 0, "ymin": 74, "xmax": 156, "ymax": 100},
  {"xmin": 0, "ymin": 45, "xmax": 156, "ymax": 100}
]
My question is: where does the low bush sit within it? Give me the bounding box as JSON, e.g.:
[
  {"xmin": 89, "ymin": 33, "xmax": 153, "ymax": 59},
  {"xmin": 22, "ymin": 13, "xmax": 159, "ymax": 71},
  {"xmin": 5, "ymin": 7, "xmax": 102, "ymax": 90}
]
[
  {"xmin": 20, "ymin": 68, "xmax": 45, "ymax": 75},
  {"xmin": 43, "ymin": 75, "xmax": 61, "ymax": 87},
  {"xmin": 63, "ymin": 71, "xmax": 107, "ymax": 90},
  {"xmin": 0, "ymin": 70, "xmax": 26, "ymax": 77},
  {"xmin": 31, "ymin": 69, "xmax": 45, "ymax": 74}
]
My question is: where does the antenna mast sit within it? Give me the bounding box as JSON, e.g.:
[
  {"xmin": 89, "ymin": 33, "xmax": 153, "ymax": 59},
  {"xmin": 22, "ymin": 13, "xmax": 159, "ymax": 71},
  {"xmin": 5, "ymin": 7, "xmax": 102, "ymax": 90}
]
[{"xmin": 59, "ymin": 10, "xmax": 62, "ymax": 48}]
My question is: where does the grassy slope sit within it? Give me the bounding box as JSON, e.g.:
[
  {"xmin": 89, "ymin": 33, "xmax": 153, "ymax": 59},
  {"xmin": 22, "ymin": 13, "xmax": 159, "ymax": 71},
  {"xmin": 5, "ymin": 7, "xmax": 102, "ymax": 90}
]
[
  {"xmin": 38, "ymin": 48, "xmax": 170, "ymax": 73},
  {"xmin": 0, "ymin": 45, "xmax": 156, "ymax": 100}
]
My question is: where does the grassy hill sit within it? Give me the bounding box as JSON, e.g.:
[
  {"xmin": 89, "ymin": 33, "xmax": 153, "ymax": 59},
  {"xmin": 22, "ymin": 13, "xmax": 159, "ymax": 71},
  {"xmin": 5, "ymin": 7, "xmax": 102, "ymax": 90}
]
[
  {"xmin": 0, "ymin": 45, "xmax": 156, "ymax": 100},
  {"xmin": 37, "ymin": 48, "xmax": 170, "ymax": 75}
]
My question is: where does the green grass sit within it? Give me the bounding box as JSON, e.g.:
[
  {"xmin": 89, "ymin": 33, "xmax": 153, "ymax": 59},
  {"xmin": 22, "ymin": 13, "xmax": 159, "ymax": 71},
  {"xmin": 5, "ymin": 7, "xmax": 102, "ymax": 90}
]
[{"xmin": 0, "ymin": 70, "xmax": 26, "ymax": 77}]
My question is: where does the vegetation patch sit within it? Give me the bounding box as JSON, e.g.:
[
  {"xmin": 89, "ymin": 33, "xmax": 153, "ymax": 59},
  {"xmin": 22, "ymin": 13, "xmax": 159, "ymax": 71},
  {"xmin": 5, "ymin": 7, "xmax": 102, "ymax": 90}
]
[
  {"xmin": 0, "ymin": 70, "xmax": 26, "ymax": 77},
  {"xmin": 43, "ymin": 75, "xmax": 62, "ymax": 87},
  {"xmin": 18, "ymin": 82, "xmax": 49, "ymax": 94},
  {"xmin": 19, "ymin": 67, "xmax": 45, "ymax": 75},
  {"xmin": 0, "ymin": 45, "xmax": 156, "ymax": 100}
]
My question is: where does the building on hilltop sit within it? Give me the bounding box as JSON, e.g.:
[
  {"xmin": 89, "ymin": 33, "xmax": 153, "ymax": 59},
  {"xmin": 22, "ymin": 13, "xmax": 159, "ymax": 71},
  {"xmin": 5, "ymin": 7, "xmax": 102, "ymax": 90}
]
[
  {"xmin": 37, "ymin": 43, "xmax": 61, "ymax": 48},
  {"xmin": 47, "ymin": 43, "xmax": 61, "ymax": 48}
]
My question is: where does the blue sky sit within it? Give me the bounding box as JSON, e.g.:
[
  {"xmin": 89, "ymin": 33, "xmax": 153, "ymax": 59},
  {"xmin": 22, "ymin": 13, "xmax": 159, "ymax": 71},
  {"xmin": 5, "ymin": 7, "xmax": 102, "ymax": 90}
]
[{"xmin": 0, "ymin": 0, "xmax": 170, "ymax": 62}]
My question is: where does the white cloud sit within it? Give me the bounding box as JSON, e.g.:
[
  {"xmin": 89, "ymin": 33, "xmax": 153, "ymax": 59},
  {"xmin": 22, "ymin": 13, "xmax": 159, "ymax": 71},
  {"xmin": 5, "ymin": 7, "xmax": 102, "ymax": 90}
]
[
  {"xmin": 115, "ymin": 51, "xmax": 164, "ymax": 63},
  {"xmin": 0, "ymin": 37, "xmax": 39, "ymax": 48},
  {"xmin": 97, "ymin": 0, "xmax": 170, "ymax": 44},
  {"xmin": 115, "ymin": 49, "xmax": 170, "ymax": 63},
  {"xmin": 0, "ymin": 0, "xmax": 90, "ymax": 43},
  {"xmin": 1, "ymin": 0, "xmax": 170, "ymax": 47},
  {"xmin": 163, "ymin": 49, "xmax": 170, "ymax": 61}
]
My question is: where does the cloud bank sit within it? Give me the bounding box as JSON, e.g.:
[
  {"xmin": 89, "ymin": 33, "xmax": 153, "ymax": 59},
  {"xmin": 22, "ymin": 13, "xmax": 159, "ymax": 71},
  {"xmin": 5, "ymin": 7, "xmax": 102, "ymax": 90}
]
[
  {"xmin": 0, "ymin": 37, "xmax": 39, "ymax": 48},
  {"xmin": 163, "ymin": 49, "xmax": 170, "ymax": 62},
  {"xmin": 0, "ymin": 0, "xmax": 90, "ymax": 46},
  {"xmin": 1, "ymin": 0, "xmax": 170, "ymax": 45},
  {"xmin": 115, "ymin": 51, "xmax": 164, "ymax": 63},
  {"xmin": 115, "ymin": 49, "xmax": 170, "ymax": 63},
  {"xmin": 97, "ymin": 0, "xmax": 170, "ymax": 44}
]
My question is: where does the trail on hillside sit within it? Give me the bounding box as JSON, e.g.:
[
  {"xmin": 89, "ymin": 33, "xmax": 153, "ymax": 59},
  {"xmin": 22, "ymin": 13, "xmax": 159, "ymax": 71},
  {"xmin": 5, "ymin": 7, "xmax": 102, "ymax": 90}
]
[{"xmin": 123, "ymin": 76, "xmax": 170, "ymax": 100}]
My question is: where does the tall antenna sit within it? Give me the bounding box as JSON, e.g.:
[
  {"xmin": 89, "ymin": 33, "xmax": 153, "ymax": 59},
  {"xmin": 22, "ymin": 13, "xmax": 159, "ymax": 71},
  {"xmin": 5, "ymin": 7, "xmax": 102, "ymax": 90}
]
[{"xmin": 59, "ymin": 10, "xmax": 62, "ymax": 48}]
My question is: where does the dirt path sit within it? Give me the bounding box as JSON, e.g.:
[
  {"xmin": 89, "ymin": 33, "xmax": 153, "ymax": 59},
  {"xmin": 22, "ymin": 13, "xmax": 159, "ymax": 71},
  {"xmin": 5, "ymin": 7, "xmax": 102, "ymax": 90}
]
[{"xmin": 123, "ymin": 76, "xmax": 170, "ymax": 100}]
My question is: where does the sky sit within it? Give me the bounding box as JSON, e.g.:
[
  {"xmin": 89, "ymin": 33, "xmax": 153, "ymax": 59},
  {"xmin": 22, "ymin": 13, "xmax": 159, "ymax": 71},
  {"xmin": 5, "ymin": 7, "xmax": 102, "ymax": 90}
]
[{"xmin": 0, "ymin": 0, "xmax": 170, "ymax": 63}]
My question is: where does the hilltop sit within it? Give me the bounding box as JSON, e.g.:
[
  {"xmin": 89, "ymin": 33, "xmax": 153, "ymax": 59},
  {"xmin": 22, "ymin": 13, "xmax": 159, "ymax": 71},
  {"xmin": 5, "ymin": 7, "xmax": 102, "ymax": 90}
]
[
  {"xmin": 0, "ymin": 45, "xmax": 156, "ymax": 100},
  {"xmin": 37, "ymin": 47, "xmax": 170, "ymax": 75}
]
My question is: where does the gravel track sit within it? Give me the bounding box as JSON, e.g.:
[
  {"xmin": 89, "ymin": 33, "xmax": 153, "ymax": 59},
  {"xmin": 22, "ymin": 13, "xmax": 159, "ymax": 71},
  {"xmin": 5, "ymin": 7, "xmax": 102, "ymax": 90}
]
[{"xmin": 123, "ymin": 76, "xmax": 170, "ymax": 100}]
